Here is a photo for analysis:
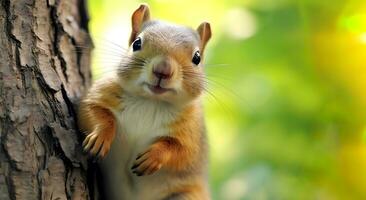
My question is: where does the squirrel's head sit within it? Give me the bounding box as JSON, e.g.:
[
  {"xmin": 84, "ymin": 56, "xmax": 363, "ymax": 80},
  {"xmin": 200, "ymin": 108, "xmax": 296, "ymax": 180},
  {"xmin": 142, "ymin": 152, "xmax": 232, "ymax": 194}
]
[{"xmin": 118, "ymin": 4, "xmax": 211, "ymax": 106}]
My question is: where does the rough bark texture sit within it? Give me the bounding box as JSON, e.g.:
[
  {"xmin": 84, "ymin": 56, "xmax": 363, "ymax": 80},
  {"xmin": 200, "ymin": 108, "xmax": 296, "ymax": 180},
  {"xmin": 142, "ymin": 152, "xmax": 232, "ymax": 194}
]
[{"xmin": 0, "ymin": 0, "xmax": 92, "ymax": 199}]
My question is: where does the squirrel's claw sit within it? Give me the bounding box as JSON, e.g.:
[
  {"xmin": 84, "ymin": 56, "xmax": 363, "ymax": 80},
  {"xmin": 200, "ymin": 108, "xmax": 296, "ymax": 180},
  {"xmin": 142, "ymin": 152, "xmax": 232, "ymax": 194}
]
[
  {"xmin": 82, "ymin": 131, "xmax": 112, "ymax": 158},
  {"xmin": 131, "ymin": 149, "xmax": 163, "ymax": 176}
]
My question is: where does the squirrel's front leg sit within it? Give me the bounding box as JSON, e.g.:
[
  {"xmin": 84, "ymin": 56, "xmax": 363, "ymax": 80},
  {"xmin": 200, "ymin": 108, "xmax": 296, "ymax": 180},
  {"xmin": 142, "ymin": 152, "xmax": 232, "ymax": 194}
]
[
  {"xmin": 78, "ymin": 78, "xmax": 122, "ymax": 158},
  {"xmin": 131, "ymin": 137, "xmax": 178, "ymax": 176},
  {"xmin": 79, "ymin": 104, "xmax": 116, "ymax": 158},
  {"xmin": 132, "ymin": 133, "xmax": 199, "ymax": 176}
]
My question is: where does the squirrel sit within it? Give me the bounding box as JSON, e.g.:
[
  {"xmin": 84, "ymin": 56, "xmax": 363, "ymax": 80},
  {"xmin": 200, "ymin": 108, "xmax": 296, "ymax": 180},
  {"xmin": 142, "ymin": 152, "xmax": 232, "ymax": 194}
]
[{"xmin": 78, "ymin": 4, "xmax": 212, "ymax": 200}]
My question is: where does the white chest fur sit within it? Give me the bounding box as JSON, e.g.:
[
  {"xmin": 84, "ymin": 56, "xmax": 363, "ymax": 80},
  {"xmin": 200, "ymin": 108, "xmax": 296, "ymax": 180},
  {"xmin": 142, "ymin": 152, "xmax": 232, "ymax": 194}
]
[
  {"xmin": 103, "ymin": 96, "xmax": 180, "ymax": 199},
  {"xmin": 114, "ymin": 96, "xmax": 178, "ymax": 154}
]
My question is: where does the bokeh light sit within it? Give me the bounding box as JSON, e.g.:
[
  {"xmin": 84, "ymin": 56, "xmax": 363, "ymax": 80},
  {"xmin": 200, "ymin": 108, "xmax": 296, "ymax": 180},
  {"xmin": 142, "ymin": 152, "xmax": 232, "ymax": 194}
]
[{"xmin": 88, "ymin": 0, "xmax": 366, "ymax": 199}]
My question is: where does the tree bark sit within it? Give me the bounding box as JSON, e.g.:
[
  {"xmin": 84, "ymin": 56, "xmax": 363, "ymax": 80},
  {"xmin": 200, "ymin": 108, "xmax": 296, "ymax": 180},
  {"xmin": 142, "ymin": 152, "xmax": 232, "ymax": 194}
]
[{"xmin": 0, "ymin": 0, "xmax": 92, "ymax": 199}]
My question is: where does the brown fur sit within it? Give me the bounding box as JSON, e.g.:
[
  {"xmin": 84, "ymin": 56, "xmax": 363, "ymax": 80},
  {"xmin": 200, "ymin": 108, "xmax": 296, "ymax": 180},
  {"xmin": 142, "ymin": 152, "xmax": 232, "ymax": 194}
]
[
  {"xmin": 78, "ymin": 4, "xmax": 212, "ymax": 200},
  {"xmin": 78, "ymin": 77, "xmax": 123, "ymax": 157}
]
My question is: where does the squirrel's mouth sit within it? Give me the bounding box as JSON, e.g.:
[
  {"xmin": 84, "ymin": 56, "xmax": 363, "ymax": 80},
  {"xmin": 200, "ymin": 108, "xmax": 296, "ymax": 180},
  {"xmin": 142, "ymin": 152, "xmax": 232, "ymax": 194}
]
[
  {"xmin": 148, "ymin": 84, "xmax": 169, "ymax": 94},
  {"xmin": 144, "ymin": 82, "xmax": 175, "ymax": 95}
]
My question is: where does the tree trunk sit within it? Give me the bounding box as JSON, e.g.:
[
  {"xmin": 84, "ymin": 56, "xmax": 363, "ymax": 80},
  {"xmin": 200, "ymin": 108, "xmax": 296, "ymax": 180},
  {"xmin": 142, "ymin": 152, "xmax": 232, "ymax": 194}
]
[{"xmin": 0, "ymin": 0, "xmax": 92, "ymax": 199}]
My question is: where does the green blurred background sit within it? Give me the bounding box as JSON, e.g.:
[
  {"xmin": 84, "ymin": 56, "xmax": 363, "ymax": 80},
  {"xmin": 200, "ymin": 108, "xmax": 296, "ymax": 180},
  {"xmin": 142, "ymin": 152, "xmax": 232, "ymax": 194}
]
[{"xmin": 87, "ymin": 0, "xmax": 366, "ymax": 199}]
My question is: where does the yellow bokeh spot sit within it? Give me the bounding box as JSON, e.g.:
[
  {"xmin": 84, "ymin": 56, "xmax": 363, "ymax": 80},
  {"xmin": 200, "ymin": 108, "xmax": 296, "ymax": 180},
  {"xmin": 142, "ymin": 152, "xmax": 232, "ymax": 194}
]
[{"xmin": 360, "ymin": 32, "xmax": 366, "ymax": 44}]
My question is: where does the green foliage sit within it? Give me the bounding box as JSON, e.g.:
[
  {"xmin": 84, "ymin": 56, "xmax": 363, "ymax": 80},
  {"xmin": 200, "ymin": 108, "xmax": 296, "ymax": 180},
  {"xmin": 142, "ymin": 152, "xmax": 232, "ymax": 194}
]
[{"xmin": 88, "ymin": 0, "xmax": 366, "ymax": 199}]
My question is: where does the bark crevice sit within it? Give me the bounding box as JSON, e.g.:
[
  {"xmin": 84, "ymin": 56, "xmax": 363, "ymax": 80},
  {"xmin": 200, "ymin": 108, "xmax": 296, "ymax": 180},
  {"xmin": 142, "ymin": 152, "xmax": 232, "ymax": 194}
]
[
  {"xmin": 49, "ymin": 1, "xmax": 69, "ymax": 83},
  {"xmin": 2, "ymin": 0, "xmax": 21, "ymax": 45}
]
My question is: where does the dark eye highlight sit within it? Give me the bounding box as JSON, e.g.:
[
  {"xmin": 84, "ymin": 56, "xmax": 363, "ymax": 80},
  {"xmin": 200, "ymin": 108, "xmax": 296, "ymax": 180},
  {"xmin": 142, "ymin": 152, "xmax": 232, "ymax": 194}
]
[
  {"xmin": 192, "ymin": 51, "xmax": 201, "ymax": 65},
  {"xmin": 132, "ymin": 37, "xmax": 142, "ymax": 51}
]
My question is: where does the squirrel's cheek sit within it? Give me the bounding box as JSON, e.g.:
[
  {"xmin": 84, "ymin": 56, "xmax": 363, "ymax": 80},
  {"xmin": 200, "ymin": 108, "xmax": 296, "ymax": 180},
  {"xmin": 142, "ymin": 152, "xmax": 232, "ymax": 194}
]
[{"xmin": 182, "ymin": 78, "xmax": 204, "ymax": 99}]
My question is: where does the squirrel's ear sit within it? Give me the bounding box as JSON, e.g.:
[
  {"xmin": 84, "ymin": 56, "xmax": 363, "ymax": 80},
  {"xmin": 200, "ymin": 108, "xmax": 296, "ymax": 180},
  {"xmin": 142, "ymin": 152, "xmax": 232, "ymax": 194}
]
[
  {"xmin": 129, "ymin": 4, "xmax": 151, "ymax": 45},
  {"xmin": 197, "ymin": 22, "xmax": 211, "ymax": 53}
]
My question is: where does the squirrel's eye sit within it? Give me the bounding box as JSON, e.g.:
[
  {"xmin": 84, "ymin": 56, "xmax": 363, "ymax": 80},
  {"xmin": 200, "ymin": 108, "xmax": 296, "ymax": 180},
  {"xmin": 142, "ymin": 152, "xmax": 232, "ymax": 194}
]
[
  {"xmin": 132, "ymin": 37, "xmax": 142, "ymax": 51},
  {"xmin": 192, "ymin": 51, "xmax": 201, "ymax": 65}
]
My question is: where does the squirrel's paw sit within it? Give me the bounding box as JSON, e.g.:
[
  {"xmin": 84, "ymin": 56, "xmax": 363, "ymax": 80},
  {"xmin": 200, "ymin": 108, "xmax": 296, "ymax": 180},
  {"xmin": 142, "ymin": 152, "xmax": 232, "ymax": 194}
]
[
  {"xmin": 82, "ymin": 131, "xmax": 113, "ymax": 158},
  {"xmin": 131, "ymin": 147, "xmax": 167, "ymax": 176}
]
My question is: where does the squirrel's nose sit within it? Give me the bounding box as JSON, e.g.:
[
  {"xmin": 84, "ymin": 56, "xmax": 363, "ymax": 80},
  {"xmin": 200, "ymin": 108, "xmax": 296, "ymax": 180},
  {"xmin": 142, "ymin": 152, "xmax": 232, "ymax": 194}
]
[{"xmin": 153, "ymin": 60, "xmax": 172, "ymax": 80}]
